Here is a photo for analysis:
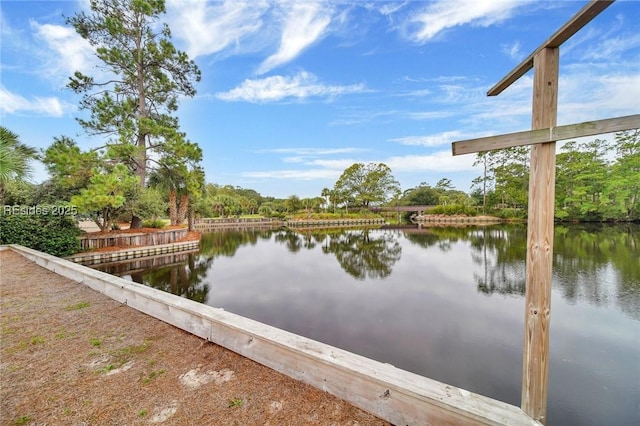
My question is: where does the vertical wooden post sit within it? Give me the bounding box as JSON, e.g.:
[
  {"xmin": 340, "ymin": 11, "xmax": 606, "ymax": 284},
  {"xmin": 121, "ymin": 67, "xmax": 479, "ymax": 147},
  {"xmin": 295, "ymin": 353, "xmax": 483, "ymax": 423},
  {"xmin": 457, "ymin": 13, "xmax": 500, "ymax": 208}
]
[{"xmin": 521, "ymin": 47, "xmax": 558, "ymax": 424}]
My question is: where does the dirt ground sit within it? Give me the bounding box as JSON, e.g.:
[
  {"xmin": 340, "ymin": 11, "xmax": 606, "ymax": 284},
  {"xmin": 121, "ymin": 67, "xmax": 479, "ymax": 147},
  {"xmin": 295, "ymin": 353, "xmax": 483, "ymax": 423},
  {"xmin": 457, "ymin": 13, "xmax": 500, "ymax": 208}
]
[{"xmin": 0, "ymin": 249, "xmax": 389, "ymax": 426}]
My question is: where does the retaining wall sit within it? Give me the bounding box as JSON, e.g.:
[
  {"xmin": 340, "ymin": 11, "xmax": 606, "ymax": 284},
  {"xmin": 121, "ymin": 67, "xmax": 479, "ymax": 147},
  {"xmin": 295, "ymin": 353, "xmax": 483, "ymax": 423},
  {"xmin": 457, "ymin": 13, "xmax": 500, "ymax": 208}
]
[
  {"xmin": 67, "ymin": 240, "xmax": 199, "ymax": 265},
  {"xmin": 194, "ymin": 218, "xmax": 282, "ymax": 231},
  {"xmin": 78, "ymin": 228, "xmax": 188, "ymax": 251}
]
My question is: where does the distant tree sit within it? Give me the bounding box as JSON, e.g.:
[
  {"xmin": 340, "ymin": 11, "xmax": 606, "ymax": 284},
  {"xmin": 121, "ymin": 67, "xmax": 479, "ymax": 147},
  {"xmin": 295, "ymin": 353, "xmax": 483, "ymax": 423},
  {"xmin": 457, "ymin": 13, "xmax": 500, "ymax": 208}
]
[
  {"xmin": 147, "ymin": 136, "xmax": 203, "ymax": 226},
  {"xmin": 0, "ymin": 127, "xmax": 38, "ymax": 203},
  {"xmin": 400, "ymin": 183, "xmax": 439, "ymax": 206},
  {"xmin": 285, "ymin": 195, "xmax": 302, "ymax": 213},
  {"xmin": 556, "ymin": 140, "xmax": 608, "ymax": 220},
  {"xmin": 41, "ymin": 136, "xmax": 100, "ymax": 200},
  {"xmin": 334, "ymin": 163, "xmax": 400, "ymax": 208},
  {"xmin": 601, "ymin": 130, "xmax": 639, "ymax": 220},
  {"xmin": 435, "ymin": 178, "xmax": 453, "ymax": 191},
  {"xmin": 71, "ymin": 164, "xmax": 139, "ymax": 231},
  {"xmin": 66, "ymin": 0, "xmax": 201, "ymax": 227},
  {"xmin": 472, "ymin": 152, "xmax": 494, "ymax": 214}
]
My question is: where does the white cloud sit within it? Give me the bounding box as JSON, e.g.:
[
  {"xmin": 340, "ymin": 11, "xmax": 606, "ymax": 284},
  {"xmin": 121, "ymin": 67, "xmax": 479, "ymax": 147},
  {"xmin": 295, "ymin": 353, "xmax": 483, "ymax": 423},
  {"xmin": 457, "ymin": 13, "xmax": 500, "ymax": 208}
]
[
  {"xmin": 257, "ymin": 2, "xmax": 332, "ymax": 74},
  {"xmin": 406, "ymin": 111, "xmax": 456, "ymax": 120},
  {"xmin": 30, "ymin": 20, "xmax": 95, "ymax": 82},
  {"xmin": 406, "ymin": 0, "xmax": 529, "ymax": 43},
  {"xmin": 558, "ymin": 72, "xmax": 640, "ymax": 124},
  {"xmin": 0, "ymin": 85, "xmax": 72, "ymax": 117},
  {"xmin": 581, "ymin": 33, "xmax": 640, "ymax": 61},
  {"xmin": 389, "ymin": 131, "xmax": 472, "ymax": 147},
  {"xmin": 379, "ymin": 2, "xmax": 409, "ymax": 16},
  {"xmin": 216, "ymin": 71, "xmax": 365, "ymax": 103},
  {"xmin": 166, "ymin": 0, "xmax": 269, "ymax": 59},
  {"xmin": 258, "ymin": 147, "xmax": 364, "ymax": 155},
  {"xmin": 242, "ymin": 168, "xmax": 340, "ymax": 180},
  {"xmin": 386, "ymin": 150, "xmax": 476, "ymax": 173},
  {"xmin": 501, "ymin": 40, "xmax": 522, "ymax": 60}
]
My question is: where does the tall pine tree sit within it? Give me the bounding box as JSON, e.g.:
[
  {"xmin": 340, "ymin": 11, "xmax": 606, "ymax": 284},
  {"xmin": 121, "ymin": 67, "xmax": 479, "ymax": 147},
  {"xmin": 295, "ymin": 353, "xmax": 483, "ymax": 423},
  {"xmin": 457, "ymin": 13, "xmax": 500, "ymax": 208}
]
[{"xmin": 66, "ymin": 0, "xmax": 201, "ymax": 227}]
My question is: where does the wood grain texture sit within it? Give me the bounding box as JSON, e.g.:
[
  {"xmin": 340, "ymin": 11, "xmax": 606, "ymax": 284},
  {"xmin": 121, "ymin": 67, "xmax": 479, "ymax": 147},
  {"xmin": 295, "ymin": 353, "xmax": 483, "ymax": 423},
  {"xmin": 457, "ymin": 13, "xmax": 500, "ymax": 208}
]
[
  {"xmin": 451, "ymin": 114, "xmax": 640, "ymax": 155},
  {"xmin": 521, "ymin": 47, "xmax": 558, "ymax": 425}
]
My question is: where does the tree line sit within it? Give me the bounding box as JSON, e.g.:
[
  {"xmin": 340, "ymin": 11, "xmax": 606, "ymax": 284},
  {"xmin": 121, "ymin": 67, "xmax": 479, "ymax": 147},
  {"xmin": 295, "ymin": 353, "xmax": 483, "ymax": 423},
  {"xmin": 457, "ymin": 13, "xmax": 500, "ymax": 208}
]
[{"xmin": 470, "ymin": 130, "xmax": 639, "ymax": 221}]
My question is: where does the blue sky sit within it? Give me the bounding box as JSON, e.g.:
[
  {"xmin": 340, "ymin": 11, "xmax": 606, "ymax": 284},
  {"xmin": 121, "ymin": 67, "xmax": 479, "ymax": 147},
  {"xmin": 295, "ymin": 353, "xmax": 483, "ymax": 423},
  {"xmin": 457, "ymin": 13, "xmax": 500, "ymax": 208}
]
[{"xmin": 1, "ymin": 0, "xmax": 639, "ymax": 199}]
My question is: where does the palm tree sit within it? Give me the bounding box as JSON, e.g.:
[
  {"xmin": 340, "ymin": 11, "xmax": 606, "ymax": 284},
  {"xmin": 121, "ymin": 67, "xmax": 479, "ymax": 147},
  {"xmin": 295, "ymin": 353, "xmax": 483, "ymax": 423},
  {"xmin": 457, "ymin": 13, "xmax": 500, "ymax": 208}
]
[{"xmin": 0, "ymin": 127, "xmax": 38, "ymax": 203}]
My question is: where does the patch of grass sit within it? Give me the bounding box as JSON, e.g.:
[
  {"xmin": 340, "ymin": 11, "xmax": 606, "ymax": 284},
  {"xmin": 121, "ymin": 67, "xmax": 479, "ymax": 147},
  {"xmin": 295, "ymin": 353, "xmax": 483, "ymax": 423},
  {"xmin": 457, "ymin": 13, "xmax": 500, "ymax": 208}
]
[
  {"xmin": 98, "ymin": 364, "xmax": 116, "ymax": 374},
  {"xmin": 109, "ymin": 340, "xmax": 151, "ymax": 366},
  {"xmin": 55, "ymin": 330, "xmax": 78, "ymax": 339},
  {"xmin": 30, "ymin": 335, "xmax": 45, "ymax": 345},
  {"xmin": 65, "ymin": 301, "xmax": 91, "ymax": 311},
  {"xmin": 141, "ymin": 369, "xmax": 166, "ymax": 385},
  {"xmin": 88, "ymin": 337, "xmax": 102, "ymax": 347},
  {"xmin": 62, "ymin": 407, "xmax": 72, "ymax": 416},
  {"xmin": 228, "ymin": 398, "xmax": 244, "ymax": 408},
  {"xmin": 14, "ymin": 415, "xmax": 31, "ymax": 425},
  {"xmin": 138, "ymin": 409, "xmax": 148, "ymax": 417}
]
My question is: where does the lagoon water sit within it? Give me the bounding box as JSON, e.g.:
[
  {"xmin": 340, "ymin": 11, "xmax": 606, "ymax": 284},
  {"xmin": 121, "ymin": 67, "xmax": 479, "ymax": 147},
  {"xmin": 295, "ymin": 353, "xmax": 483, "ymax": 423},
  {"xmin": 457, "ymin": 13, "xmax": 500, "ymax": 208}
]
[{"xmin": 95, "ymin": 223, "xmax": 640, "ymax": 425}]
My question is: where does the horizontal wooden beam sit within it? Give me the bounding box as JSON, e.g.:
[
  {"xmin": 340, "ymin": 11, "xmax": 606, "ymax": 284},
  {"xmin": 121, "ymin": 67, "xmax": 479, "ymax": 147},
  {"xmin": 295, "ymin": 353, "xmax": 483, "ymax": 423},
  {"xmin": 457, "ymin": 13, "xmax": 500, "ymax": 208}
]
[
  {"xmin": 8, "ymin": 244, "xmax": 541, "ymax": 426},
  {"xmin": 452, "ymin": 114, "xmax": 640, "ymax": 156},
  {"xmin": 487, "ymin": 0, "xmax": 614, "ymax": 96}
]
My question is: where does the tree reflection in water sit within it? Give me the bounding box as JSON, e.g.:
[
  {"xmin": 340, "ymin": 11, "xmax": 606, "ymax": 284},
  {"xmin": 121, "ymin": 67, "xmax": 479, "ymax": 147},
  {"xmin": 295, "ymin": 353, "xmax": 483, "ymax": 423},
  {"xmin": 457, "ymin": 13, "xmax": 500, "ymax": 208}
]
[
  {"xmin": 275, "ymin": 227, "xmax": 402, "ymax": 279},
  {"xmin": 405, "ymin": 223, "xmax": 639, "ymax": 320},
  {"xmin": 96, "ymin": 223, "xmax": 639, "ymax": 320}
]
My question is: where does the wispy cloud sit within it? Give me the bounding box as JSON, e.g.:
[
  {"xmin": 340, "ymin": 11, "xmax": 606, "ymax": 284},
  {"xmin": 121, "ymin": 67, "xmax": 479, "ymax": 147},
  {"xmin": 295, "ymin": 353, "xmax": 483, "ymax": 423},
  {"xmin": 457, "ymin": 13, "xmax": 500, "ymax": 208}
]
[
  {"xmin": 0, "ymin": 85, "xmax": 72, "ymax": 117},
  {"xmin": 242, "ymin": 168, "xmax": 340, "ymax": 180},
  {"xmin": 257, "ymin": 147, "xmax": 366, "ymax": 155},
  {"xmin": 406, "ymin": 111, "xmax": 456, "ymax": 120},
  {"xmin": 216, "ymin": 71, "xmax": 365, "ymax": 103},
  {"xmin": 404, "ymin": 0, "xmax": 530, "ymax": 43},
  {"xmin": 378, "ymin": 2, "xmax": 409, "ymax": 16},
  {"xmin": 30, "ymin": 20, "xmax": 95, "ymax": 84},
  {"xmin": 256, "ymin": 2, "xmax": 333, "ymax": 74},
  {"xmin": 166, "ymin": 0, "xmax": 269, "ymax": 59},
  {"xmin": 501, "ymin": 40, "xmax": 522, "ymax": 60},
  {"xmin": 580, "ymin": 33, "xmax": 640, "ymax": 61},
  {"xmin": 389, "ymin": 131, "xmax": 473, "ymax": 147},
  {"xmin": 386, "ymin": 150, "xmax": 476, "ymax": 173}
]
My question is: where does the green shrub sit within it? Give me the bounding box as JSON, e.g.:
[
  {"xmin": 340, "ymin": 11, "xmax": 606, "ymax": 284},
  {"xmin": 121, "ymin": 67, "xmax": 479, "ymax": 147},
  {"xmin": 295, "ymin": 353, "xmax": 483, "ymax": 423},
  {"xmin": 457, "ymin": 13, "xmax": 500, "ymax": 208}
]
[
  {"xmin": 427, "ymin": 204, "xmax": 477, "ymax": 216},
  {"xmin": 141, "ymin": 219, "xmax": 166, "ymax": 229},
  {"xmin": 0, "ymin": 208, "xmax": 81, "ymax": 256}
]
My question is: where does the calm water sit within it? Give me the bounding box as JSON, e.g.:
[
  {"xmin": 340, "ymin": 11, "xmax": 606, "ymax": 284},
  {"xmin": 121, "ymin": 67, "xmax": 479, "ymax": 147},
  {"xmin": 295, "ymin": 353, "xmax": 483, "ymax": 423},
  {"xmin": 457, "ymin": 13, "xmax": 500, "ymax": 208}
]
[{"xmin": 95, "ymin": 223, "xmax": 640, "ymax": 425}]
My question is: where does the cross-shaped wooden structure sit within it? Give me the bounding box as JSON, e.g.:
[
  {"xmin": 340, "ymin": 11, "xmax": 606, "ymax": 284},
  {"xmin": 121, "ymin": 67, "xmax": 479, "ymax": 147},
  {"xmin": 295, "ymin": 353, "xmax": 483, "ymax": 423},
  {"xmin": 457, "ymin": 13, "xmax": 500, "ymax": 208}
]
[{"xmin": 451, "ymin": 1, "xmax": 640, "ymax": 423}]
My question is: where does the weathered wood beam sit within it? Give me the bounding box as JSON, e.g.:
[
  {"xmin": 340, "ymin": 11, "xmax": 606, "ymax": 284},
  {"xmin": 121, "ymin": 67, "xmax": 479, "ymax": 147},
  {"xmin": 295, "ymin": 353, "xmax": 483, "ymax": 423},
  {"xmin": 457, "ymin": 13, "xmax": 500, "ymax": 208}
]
[
  {"xmin": 521, "ymin": 47, "xmax": 558, "ymax": 425},
  {"xmin": 451, "ymin": 114, "xmax": 640, "ymax": 155},
  {"xmin": 487, "ymin": 0, "xmax": 614, "ymax": 96}
]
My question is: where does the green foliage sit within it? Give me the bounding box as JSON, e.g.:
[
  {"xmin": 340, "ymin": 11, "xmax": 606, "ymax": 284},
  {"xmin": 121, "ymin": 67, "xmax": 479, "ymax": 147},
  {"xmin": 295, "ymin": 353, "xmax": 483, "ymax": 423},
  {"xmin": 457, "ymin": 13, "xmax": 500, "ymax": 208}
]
[
  {"xmin": 427, "ymin": 204, "xmax": 478, "ymax": 216},
  {"xmin": 134, "ymin": 187, "xmax": 169, "ymax": 220},
  {"xmin": 71, "ymin": 164, "xmax": 139, "ymax": 231},
  {"xmin": 42, "ymin": 136, "xmax": 99, "ymax": 194},
  {"xmin": 472, "ymin": 132, "xmax": 640, "ymax": 222},
  {"xmin": 142, "ymin": 218, "xmax": 166, "ymax": 228},
  {"xmin": 66, "ymin": 0, "xmax": 201, "ymax": 191},
  {"xmin": 400, "ymin": 183, "xmax": 440, "ymax": 206},
  {"xmin": 0, "ymin": 211, "xmax": 81, "ymax": 256},
  {"xmin": 1, "ymin": 180, "xmax": 37, "ymax": 205},
  {"xmin": 0, "ymin": 127, "xmax": 38, "ymax": 204},
  {"xmin": 334, "ymin": 162, "xmax": 400, "ymax": 210}
]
